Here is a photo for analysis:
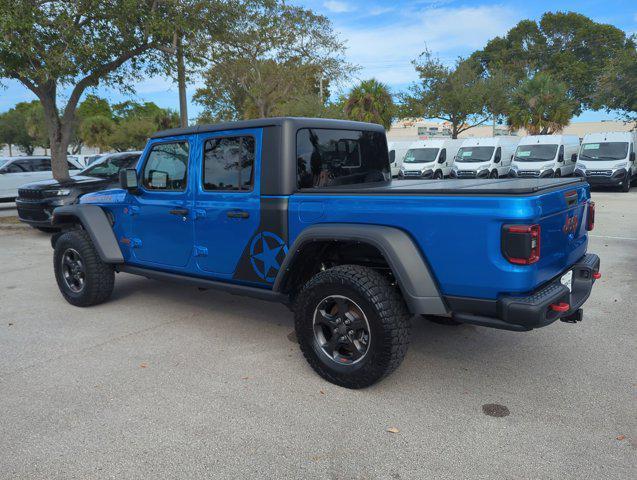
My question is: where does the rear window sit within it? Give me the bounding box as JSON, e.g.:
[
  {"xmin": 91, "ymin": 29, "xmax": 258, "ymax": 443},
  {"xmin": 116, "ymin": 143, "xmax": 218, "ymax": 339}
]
[{"xmin": 297, "ymin": 128, "xmax": 390, "ymax": 188}]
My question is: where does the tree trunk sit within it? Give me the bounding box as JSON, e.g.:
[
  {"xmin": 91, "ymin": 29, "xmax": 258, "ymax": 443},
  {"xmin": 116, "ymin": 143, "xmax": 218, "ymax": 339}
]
[
  {"xmin": 176, "ymin": 34, "xmax": 188, "ymax": 128},
  {"xmin": 8, "ymin": 144, "xmax": 12, "ymax": 156},
  {"xmin": 39, "ymin": 87, "xmax": 72, "ymax": 181}
]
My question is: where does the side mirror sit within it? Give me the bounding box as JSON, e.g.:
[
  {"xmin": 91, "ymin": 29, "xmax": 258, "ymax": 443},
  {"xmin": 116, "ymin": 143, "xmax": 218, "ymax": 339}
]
[
  {"xmin": 494, "ymin": 156, "xmax": 501, "ymax": 164},
  {"xmin": 558, "ymin": 154, "xmax": 564, "ymax": 163},
  {"xmin": 437, "ymin": 156, "xmax": 445, "ymax": 164},
  {"xmin": 571, "ymin": 153, "xmax": 578, "ymax": 162},
  {"xmin": 119, "ymin": 168, "xmax": 139, "ymax": 193},
  {"xmin": 630, "ymin": 152, "xmax": 636, "ymax": 162}
]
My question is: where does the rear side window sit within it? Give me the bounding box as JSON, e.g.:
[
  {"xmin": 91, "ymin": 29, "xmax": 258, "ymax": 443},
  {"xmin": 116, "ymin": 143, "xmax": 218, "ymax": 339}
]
[
  {"xmin": 202, "ymin": 136, "xmax": 255, "ymax": 191},
  {"xmin": 297, "ymin": 129, "xmax": 390, "ymax": 189},
  {"xmin": 32, "ymin": 158, "xmax": 51, "ymax": 171},
  {"xmin": 142, "ymin": 141, "xmax": 189, "ymax": 191}
]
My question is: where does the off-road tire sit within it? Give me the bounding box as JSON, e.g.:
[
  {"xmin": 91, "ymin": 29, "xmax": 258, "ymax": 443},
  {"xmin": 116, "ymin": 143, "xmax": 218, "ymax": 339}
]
[
  {"xmin": 294, "ymin": 265, "xmax": 410, "ymax": 389},
  {"xmin": 54, "ymin": 229, "xmax": 114, "ymax": 307}
]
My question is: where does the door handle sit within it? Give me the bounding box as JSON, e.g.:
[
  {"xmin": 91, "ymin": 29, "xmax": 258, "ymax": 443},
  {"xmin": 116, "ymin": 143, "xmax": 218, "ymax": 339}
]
[
  {"xmin": 227, "ymin": 210, "xmax": 249, "ymax": 219},
  {"xmin": 169, "ymin": 208, "xmax": 189, "ymax": 216}
]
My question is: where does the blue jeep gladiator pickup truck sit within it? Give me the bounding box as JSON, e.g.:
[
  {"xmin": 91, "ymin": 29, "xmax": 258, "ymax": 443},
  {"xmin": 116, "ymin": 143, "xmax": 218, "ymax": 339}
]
[{"xmin": 50, "ymin": 118, "xmax": 600, "ymax": 388}]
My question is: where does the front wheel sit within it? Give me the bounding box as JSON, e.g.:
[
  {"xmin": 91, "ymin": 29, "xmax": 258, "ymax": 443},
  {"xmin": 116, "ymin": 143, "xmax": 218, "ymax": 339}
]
[
  {"xmin": 54, "ymin": 230, "xmax": 115, "ymax": 307},
  {"xmin": 294, "ymin": 265, "xmax": 411, "ymax": 389},
  {"xmin": 621, "ymin": 172, "xmax": 631, "ymax": 192},
  {"xmin": 433, "ymin": 170, "xmax": 443, "ymax": 180},
  {"xmin": 490, "ymin": 170, "xmax": 499, "ymax": 179}
]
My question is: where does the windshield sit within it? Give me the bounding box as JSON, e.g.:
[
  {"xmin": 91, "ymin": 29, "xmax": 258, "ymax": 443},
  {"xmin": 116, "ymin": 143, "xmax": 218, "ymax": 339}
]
[
  {"xmin": 403, "ymin": 148, "xmax": 439, "ymax": 164},
  {"xmin": 0, "ymin": 159, "xmax": 8, "ymax": 168},
  {"xmin": 81, "ymin": 154, "xmax": 139, "ymax": 179},
  {"xmin": 456, "ymin": 146, "xmax": 494, "ymax": 163},
  {"xmin": 579, "ymin": 142, "xmax": 628, "ymax": 161},
  {"xmin": 515, "ymin": 144, "xmax": 558, "ymax": 162}
]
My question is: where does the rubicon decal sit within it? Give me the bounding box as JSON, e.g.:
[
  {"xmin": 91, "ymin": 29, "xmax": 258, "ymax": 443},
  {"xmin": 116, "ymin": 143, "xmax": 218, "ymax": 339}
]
[{"xmin": 563, "ymin": 216, "xmax": 579, "ymax": 234}]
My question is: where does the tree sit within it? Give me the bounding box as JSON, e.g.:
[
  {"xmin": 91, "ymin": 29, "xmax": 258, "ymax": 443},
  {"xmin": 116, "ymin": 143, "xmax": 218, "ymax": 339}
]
[
  {"xmin": 0, "ymin": 102, "xmax": 41, "ymax": 155},
  {"xmin": 472, "ymin": 12, "xmax": 636, "ymax": 116},
  {"xmin": 0, "ymin": 0, "xmax": 219, "ymax": 181},
  {"xmin": 109, "ymin": 101, "xmax": 179, "ymax": 151},
  {"xmin": 344, "ymin": 79, "xmax": 394, "ymax": 129},
  {"xmin": 507, "ymin": 73, "xmax": 575, "ymax": 134},
  {"xmin": 400, "ymin": 51, "xmax": 489, "ymax": 138},
  {"xmin": 194, "ymin": 2, "xmax": 353, "ymax": 121},
  {"xmin": 595, "ymin": 48, "xmax": 637, "ymax": 124},
  {"xmin": 24, "ymin": 102, "xmax": 50, "ymax": 153},
  {"xmin": 79, "ymin": 116, "xmax": 115, "ymax": 153}
]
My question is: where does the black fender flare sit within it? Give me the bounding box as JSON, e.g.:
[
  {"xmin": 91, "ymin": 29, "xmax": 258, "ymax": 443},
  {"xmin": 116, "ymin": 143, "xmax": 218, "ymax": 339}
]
[
  {"xmin": 51, "ymin": 204, "xmax": 124, "ymax": 264},
  {"xmin": 273, "ymin": 224, "xmax": 448, "ymax": 316}
]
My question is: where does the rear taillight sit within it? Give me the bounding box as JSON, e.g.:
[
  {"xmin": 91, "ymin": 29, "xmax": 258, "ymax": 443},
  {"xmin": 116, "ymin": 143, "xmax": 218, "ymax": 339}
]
[
  {"xmin": 586, "ymin": 201, "xmax": 595, "ymax": 231},
  {"xmin": 502, "ymin": 224, "xmax": 541, "ymax": 265}
]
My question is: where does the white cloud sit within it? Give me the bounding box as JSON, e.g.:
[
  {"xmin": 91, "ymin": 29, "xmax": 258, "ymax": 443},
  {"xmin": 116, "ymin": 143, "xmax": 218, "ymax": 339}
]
[
  {"xmin": 369, "ymin": 6, "xmax": 394, "ymax": 16},
  {"xmin": 323, "ymin": 1, "xmax": 355, "ymax": 13},
  {"xmin": 335, "ymin": 4, "xmax": 519, "ymax": 88}
]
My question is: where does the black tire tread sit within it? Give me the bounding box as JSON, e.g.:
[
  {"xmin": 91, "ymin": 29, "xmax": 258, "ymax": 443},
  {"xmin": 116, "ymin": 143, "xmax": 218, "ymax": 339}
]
[
  {"xmin": 54, "ymin": 229, "xmax": 114, "ymax": 307},
  {"xmin": 295, "ymin": 264, "xmax": 410, "ymax": 388}
]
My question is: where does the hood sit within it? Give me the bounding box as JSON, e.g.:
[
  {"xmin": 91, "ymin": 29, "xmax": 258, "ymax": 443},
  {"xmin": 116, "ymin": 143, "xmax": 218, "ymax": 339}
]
[
  {"xmin": 18, "ymin": 175, "xmax": 114, "ymax": 191},
  {"xmin": 577, "ymin": 158, "xmax": 628, "ymax": 170},
  {"xmin": 402, "ymin": 161, "xmax": 436, "ymax": 169},
  {"xmin": 456, "ymin": 161, "xmax": 490, "ymax": 171}
]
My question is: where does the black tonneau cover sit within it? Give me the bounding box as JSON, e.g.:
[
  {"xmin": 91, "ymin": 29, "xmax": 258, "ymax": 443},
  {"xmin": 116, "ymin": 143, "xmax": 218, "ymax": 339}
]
[{"xmin": 298, "ymin": 177, "xmax": 586, "ymax": 196}]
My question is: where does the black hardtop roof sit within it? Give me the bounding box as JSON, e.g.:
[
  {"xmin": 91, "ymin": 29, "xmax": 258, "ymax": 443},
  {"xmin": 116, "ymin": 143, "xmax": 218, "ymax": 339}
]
[{"xmin": 151, "ymin": 117, "xmax": 386, "ymax": 139}]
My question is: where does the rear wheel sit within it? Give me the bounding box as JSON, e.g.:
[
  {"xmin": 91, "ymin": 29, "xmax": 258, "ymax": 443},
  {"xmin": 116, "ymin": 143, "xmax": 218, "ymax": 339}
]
[
  {"xmin": 53, "ymin": 230, "xmax": 114, "ymax": 307},
  {"xmin": 294, "ymin": 265, "xmax": 410, "ymax": 389}
]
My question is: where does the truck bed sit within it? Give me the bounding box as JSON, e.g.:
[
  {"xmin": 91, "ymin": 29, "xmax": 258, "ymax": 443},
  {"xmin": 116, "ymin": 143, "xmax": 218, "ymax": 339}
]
[{"xmin": 299, "ymin": 177, "xmax": 586, "ymax": 195}]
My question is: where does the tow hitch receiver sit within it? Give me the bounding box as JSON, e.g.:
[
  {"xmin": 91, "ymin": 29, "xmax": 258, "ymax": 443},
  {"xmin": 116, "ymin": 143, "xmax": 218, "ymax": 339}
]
[{"xmin": 560, "ymin": 308, "xmax": 583, "ymax": 324}]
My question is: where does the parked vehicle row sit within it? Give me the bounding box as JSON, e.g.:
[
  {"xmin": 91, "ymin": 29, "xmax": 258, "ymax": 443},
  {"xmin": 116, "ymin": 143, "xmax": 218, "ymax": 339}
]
[
  {"xmin": 0, "ymin": 156, "xmax": 82, "ymax": 201},
  {"xmin": 391, "ymin": 131, "xmax": 636, "ymax": 191}
]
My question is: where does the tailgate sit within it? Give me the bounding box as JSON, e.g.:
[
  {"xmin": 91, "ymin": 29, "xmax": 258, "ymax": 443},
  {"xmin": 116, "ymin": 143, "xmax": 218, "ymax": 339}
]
[{"xmin": 533, "ymin": 183, "xmax": 591, "ymax": 286}]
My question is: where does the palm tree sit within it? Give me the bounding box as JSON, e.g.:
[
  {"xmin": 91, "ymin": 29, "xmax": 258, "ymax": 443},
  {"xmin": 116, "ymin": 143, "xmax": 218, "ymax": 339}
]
[
  {"xmin": 345, "ymin": 79, "xmax": 395, "ymax": 130},
  {"xmin": 508, "ymin": 73, "xmax": 575, "ymax": 134}
]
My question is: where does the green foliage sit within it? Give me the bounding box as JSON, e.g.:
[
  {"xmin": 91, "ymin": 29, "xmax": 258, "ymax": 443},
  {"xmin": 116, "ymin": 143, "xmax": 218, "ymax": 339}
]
[
  {"xmin": 0, "ymin": 101, "xmax": 47, "ymax": 155},
  {"xmin": 472, "ymin": 11, "xmax": 636, "ymax": 115},
  {"xmin": 108, "ymin": 101, "xmax": 179, "ymax": 151},
  {"xmin": 344, "ymin": 79, "xmax": 394, "ymax": 129},
  {"xmin": 400, "ymin": 52, "xmax": 490, "ymax": 138},
  {"xmin": 79, "ymin": 115, "xmax": 115, "ymax": 152},
  {"xmin": 194, "ymin": 1, "xmax": 353, "ymax": 121},
  {"xmin": 507, "ymin": 73, "xmax": 575, "ymax": 134},
  {"xmin": 0, "ymin": 0, "xmax": 222, "ymax": 179},
  {"xmin": 595, "ymin": 47, "xmax": 637, "ymax": 124}
]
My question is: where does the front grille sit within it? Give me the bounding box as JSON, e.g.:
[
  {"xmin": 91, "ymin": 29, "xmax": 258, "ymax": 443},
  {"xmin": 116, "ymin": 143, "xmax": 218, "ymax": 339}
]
[
  {"xmin": 403, "ymin": 171, "xmax": 422, "ymax": 176},
  {"xmin": 17, "ymin": 204, "xmax": 50, "ymax": 222},
  {"xmin": 587, "ymin": 170, "xmax": 612, "ymax": 177},
  {"xmin": 456, "ymin": 170, "xmax": 476, "ymax": 177},
  {"xmin": 517, "ymin": 170, "xmax": 541, "ymax": 178},
  {"xmin": 18, "ymin": 188, "xmax": 45, "ymax": 199}
]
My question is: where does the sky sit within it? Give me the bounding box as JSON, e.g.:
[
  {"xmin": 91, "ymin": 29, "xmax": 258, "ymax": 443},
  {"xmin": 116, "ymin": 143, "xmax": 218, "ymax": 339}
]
[{"xmin": 1, "ymin": 0, "xmax": 636, "ymax": 122}]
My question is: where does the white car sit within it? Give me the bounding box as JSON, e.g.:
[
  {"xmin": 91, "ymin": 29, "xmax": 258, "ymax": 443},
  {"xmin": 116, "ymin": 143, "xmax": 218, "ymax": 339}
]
[
  {"xmin": 452, "ymin": 136, "xmax": 519, "ymax": 179},
  {"xmin": 399, "ymin": 139, "xmax": 463, "ymax": 179},
  {"xmin": 511, "ymin": 135, "xmax": 580, "ymax": 178},
  {"xmin": 0, "ymin": 156, "xmax": 82, "ymax": 201},
  {"xmin": 387, "ymin": 141, "xmax": 413, "ymax": 177},
  {"xmin": 575, "ymin": 131, "xmax": 636, "ymax": 192}
]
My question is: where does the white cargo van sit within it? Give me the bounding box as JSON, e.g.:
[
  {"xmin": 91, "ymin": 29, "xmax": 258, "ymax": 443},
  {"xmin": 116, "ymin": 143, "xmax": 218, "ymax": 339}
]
[
  {"xmin": 451, "ymin": 136, "xmax": 519, "ymax": 179},
  {"xmin": 398, "ymin": 139, "xmax": 463, "ymax": 179},
  {"xmin": 388, "ymin": 141, "xmax": 413, "ymax": 178},
  {"xmin": 510, "ymin": 135, "xmax": 580, "ymax": 178},
  {"xmin": 575, "ymin": 131, "xmax": 636, "ymax": 192}
]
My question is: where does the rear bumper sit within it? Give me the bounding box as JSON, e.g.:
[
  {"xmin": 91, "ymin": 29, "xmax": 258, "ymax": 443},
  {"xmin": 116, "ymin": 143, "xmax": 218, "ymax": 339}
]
[{"xmin": 446, "ymin": 253, "xmax": 600, "ymax": 331}]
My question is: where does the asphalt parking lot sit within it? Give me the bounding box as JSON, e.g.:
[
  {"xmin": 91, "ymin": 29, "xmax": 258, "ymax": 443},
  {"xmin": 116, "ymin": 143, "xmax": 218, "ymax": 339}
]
[{"xmin": 0, "ymin": 190, "xmax": 635, "ymax": 479}]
